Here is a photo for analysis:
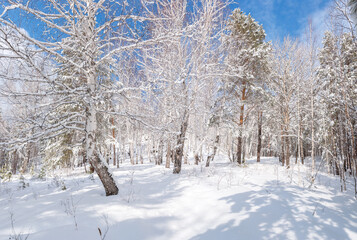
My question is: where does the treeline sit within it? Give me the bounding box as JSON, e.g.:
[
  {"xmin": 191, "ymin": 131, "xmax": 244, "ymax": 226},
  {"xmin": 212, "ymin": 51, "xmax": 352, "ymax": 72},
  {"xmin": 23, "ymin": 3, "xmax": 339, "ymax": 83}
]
[{"xmin": 0, "ymin": 0, "xmax": 356, "ymax": 195}]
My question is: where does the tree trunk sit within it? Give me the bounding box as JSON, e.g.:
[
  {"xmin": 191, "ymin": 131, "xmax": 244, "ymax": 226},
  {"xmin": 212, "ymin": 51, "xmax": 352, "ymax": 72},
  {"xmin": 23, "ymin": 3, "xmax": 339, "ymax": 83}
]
[
  {"xmin": 231, "ymin": 137, "xmax": 235, "ymax": 162},
  {"xmin": 130, "ymin": 141, "xmax": 134, "ymax": 165},
  {"xmin": 147, "ymin": 139, "xmax": 152, "ymax": 163},
  {"xmin": 135, "ymin": 130, "xmax": 139, "ymax": 165},
  {"xmin": 311, "ymin": 92, "xmax": 315, "ymax": 173},
  {"xmin": 139, "ymin": 135, "xmax": 143, "ymax": 165},
  {"xmin": 111, "ymin": 117, "xmax": 116, "ymax": 167},
  {"xmin": 257, "ymin": 111, "xmax": 262, "ymax": 163},
  {"xmin": 158, "ymin": 139, "xmax": 164, "ymax": 165},
  {"xmin": 173, "ymin": 109, "xmax": 189, "ymax": 174},
  {"xmin": 242, "ymin": 137, "xmax": 246, "ymax": 163},
  {"xmin": 91, "ymin": 152, "xmax": 118, "ymax": 196},
  {"xmin": 237, "ymin": 134, "xmax": 243, "ymax": 164},
  {"xmin": 11, "ymin": 150, "xmax": 18, "ymax": 175},
  {"xmin": 285, "ymin": 132, "xmax": 290, "ymax": 168},
  {"xmin": 194, "ymin": 153, "xmax": 200, "ymax": 165},
  {"xmin": 300, "ymin": 130, "xmax": 304, "ymax": 165},
  {"xmin": 166, "ymin": 141, "xmax": 171, "ymax": 168},
  {"xmin": 22, "ymin": 145, "xmax": 31, "ymax": 174},
  {"xmin": 206, "ymin": 135, "xmax": 219, "ymax": 167},
  {"xmin": 86, "ymin": 110, "xmax": 118, "ymax": 195},
  {"xmin": 113, "ymin": 145, "xmax": 116, "ymax": 166},
  {"xmin": 116, "ymin": 144, "xmax": 120, "ymax": 168},
  {"xmin": 194, "ymin": 138, "xmax": 205, "ymax": 165},
  {"xmin": 280, "ymin": 126, "xmax": 285, "ymax": 166},
  {"xmin": 106, "ymin": 150, "xmax": 109, "ymax": 165},
  {"xmin": 86, "ymin": 66, "xmax": 118, "ymax": 196},
  {"xmin": 237, "ymin": 86, "xmax": 246, "ymax": 165}
]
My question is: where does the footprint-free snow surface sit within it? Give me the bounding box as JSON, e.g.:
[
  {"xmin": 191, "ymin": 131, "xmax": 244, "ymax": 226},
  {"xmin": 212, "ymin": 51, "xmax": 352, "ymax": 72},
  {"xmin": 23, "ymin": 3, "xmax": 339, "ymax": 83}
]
[{"xmin": 1, "ymin": 157, "xmax": 356, "ymax": 240}]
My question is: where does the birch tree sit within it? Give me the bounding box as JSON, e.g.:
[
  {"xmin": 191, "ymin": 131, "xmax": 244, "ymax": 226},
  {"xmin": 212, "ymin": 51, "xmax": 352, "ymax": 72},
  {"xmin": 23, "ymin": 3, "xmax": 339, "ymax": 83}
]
[
  {"xmin": 0, "ymin": 0, "xmax": 175, "ymax": 196},
  {"xmin": 269, "ymin": 38, "xmax": 306, "ymax": 168},
  {"xmin": 142, "ymin": 0, "xmax": 226, "ymax": 173}
]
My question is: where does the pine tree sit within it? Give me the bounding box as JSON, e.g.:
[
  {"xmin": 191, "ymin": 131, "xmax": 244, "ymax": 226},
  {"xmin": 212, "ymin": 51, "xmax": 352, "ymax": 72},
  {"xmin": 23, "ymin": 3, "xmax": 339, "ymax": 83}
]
[{"xmin": 223, "ymin": 8, "xmax": 270, "ymax": 164}]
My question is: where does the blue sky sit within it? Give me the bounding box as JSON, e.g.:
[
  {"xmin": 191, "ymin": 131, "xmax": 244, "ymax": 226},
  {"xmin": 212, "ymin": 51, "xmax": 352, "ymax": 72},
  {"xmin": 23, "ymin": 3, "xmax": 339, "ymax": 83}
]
[
  {"xmin": 1, "ymin": 0, "xmax": 333, "ymax": 43},
  {"xmin": 230, "ymin": 0, "xmax": 333, "ymax": 41}
]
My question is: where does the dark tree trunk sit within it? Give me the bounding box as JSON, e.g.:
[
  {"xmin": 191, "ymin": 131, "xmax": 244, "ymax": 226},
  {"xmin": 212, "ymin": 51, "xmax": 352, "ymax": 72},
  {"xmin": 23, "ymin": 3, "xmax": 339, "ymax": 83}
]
[
  {"xmin": 90, "ymin": 152, "xmax": 118, "ymax": 196},
  {"xmin": 158, "ymin": 139, "xmax": 164, "ymax": 165},
  {"xmin": 237, "ymin": 134, "xmax": 243, "ymax": 164},
  {"xmin": 300, "ymin": 139, "xmax": 304, "ymax": 165},
  {"xmin": 242, "ymin": 138, "xmax": 246, "ymax": 163},
  {"xmin": 173, "ymin": 142, "xmax": 183, "ymax": 174},
  {"xmin": 173, "ymin": 110, "xmax": 189, "ymax": 174},
  {"xmin": 237, "ymin": 86, "xmax": 246, "ymax": 165},
  {"xmin": 285, "ymin": 133, "xmax": 290, "ymax": 168},
  {"xmin": 194, "ymin": 153, "xmax": 200, "ymax": 165},
  {"xmin": 257, "ymin": 111, "xmax": 262, "ymax": 163}
]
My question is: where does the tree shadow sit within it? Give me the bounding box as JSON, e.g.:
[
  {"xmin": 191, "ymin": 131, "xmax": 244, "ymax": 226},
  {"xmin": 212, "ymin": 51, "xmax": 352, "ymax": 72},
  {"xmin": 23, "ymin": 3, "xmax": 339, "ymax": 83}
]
[
  {"xmin": 106, "ymin": 216, "xmax": 176, "ymax": 240},
  {"xmin": 0, "ymin": 168, "xmax": 186, "ymax": 239},
  {"xmin": 191, "ymin": 180, "xmax": 357, "ymax": 240}
]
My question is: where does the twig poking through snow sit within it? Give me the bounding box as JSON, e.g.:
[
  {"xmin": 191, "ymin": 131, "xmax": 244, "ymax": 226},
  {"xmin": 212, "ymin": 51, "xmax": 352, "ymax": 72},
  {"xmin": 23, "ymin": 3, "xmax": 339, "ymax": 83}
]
[
  {"xmin": 61, "ymin": 195, "xmax": 80, "ymax": 230},
  {"xmin": 8, "ymin": 211, "xmax": 30, "ymax": 240},
  {"xmin": 98, "ymin": 214, "xmax": 110, "ymax": 240}
]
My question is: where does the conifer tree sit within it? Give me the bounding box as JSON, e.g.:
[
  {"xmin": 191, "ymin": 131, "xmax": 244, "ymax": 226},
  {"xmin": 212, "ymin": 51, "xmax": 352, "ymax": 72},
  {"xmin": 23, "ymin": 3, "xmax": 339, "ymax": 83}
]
[{"xmin": 223, "ymin": 9, "xmax": 270, "ymax": 164}]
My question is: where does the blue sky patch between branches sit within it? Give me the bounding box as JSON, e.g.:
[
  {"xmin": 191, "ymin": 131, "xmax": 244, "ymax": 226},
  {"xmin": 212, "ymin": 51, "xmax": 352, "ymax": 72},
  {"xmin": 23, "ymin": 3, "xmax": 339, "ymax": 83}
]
[{"xmin": 230, "ymin": 0, "xmax": 332, "ymax": 41}]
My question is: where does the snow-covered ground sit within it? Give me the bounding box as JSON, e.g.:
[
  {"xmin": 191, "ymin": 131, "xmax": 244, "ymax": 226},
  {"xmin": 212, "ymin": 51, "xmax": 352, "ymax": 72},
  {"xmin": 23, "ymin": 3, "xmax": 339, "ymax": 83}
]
[{"xmin": 1, "ymin": 157, "xmax": 356, "ymax": 240}]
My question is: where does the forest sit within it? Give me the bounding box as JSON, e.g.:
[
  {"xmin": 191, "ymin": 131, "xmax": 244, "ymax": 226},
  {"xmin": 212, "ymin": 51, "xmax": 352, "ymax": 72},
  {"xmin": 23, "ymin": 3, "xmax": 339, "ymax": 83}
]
[{"xmin": 0, "ymin": 0, "xmax": 356, "ymax": 239}]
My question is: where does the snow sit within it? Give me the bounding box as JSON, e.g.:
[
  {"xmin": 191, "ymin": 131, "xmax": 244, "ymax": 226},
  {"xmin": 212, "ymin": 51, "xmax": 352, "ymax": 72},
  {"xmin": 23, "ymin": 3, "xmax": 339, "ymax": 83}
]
[{"xmin": 1, "ymin": 157, "xmax": 357, "ymax": 240}]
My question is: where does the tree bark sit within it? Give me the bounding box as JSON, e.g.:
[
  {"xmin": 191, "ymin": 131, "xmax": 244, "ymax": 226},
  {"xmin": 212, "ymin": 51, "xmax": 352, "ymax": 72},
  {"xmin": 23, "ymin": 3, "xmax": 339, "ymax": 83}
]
[
  {"xmin": 300, "ymin": 133, "xmax": 304, "ymax": 165},
  {"xmin": 111, "ymin": 117, "xmax": 116, "ymax": 167},
  {"xmin": 86, "ymin": 45, "xmax": 118, "ymax": 195},
  {"xmin": 206, "ymin": 135, "xmax": 219, "ymax": 167},
  {"xmin": 237, "ymin": 134, "xmax": 243, "ymax": 164},
  {"xmin": 158, "ymin": 139, "xmax": 164, "ymax": 165},
  {"xmin": 237, "ymin": 86, "xmax": 246, "ymax": 165},
  {"xmin": 86, "ymin": 104, "xmax": 118, "ymax": 196},
  {"xmin": 285, "ymin": 131, "xmax": 290, "ymax": 168},
  {"xmin": 91, "ymin": 152, "xmax": 118, "ymax": 196},
  {"xmin": 130, "ymin": 141, "xmax": 134, "ymax": 165},
  {"xmin": 11, "ymin": 150, "xmax": 18, "ymax": 175},
  {"xmin": 22, "ymin": 144, "xmax": 31, "ymax": 174},
  {"xmin": 173, "ymin": 109, "xmax": 189, "ymax": 174},
  {"xmin": 194, "ymin": 153, "xmax": 200, "ymax": 165},
  {"xmin": 311, "ymin": 90, "xmax": 315, "ymax": 173},
  {"xmin": 280, "ymin": 125, "xmax": 285, "ymax": 166},
  {"xmin": 166, "ymin": 141, "xmax": 171, "ymax": 168},
  {"xmin": 257, "ymin": 111, "xmax": 262, "ymax": 162}
]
